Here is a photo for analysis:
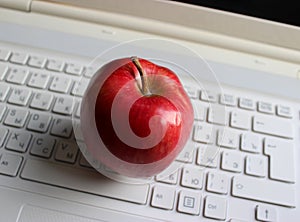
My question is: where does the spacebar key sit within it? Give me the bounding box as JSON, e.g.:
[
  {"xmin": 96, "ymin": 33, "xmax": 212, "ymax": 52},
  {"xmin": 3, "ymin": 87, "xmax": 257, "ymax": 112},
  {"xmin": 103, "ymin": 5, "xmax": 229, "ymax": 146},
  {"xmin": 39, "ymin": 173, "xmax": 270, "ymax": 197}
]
[
  {"xmin": 232, "ymin": 175, "xmax": 296, "ymax": 207},
  {"xmin": 21, "ymin": 159, "xmax": 149, "ymax": 204}
]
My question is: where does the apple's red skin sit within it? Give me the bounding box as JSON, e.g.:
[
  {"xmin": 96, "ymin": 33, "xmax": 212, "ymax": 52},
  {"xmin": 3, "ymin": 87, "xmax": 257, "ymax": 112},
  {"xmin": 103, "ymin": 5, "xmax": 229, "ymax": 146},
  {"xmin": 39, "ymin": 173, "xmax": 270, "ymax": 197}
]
[{"xmin": 81, "ymin": 58, "xmax": 193, "ymax": 177}]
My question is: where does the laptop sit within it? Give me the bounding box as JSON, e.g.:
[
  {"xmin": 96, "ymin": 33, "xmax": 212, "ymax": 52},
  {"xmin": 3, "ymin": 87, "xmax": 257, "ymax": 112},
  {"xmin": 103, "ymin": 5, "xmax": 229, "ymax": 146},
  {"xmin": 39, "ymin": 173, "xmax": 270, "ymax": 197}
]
[{"xmin": 0, "ymin": 0, "xmax": 299, "ymax": 221}]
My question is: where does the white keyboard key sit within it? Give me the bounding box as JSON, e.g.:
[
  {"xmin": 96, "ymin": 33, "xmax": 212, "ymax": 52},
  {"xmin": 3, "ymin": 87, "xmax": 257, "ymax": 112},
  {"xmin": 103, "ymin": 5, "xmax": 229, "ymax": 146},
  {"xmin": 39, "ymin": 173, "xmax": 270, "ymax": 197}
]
[
  {"xmin": 8, "ymin": 88, "xmax": 31, "ymax": 106},
  {"xmin": 53, "ymin": 96, "xmax": 75, "ymax": 115},
  {"xmin": 193, "ymin": 123, "xmax": 214, "ymax": 144},
  {"xmin": 0, "ymin": 153, "xmax": 22, "ymax": 176},
  {"xmin": 71, "ymin": 78, "xmax": 89, "ymax": 97},
  {"xmin": 79, "ymin": 154, "xmax": 93, "ymax": 168},
  {"xmin": 51, "ymin": 117, "xmax": 73, "ymax": 138},
  {"xmin": 253, "ymin": 115, "xmax": 293, "ymax": 139},
  {"xmin": 176, "ymin": 140, "xmax": 194, "ymax": 163},
  {"xmin": 73, "ymin": 120, "xmax": 84, "ymax": 141},
  {"xmin": 28, "ymin": 55, "xmax": 47, "ymax": 68},
  {"xmin": 0, "ymin": 128, "xmax": 8, "ymax": 147},
  {"xmin": 0, "ymin": 104, "xmax": 6, "ymax": 122},
  {"xmin": 276, "ymin": 105, "xmax": 292, "ymax": 118},
  {"xmin": 241, "ymin": 132, "xmax": 262, "ymax": 153},
  {"xmin": 197, "ymin": 145, "xmax": 219, "ymax": 168},
  {"xmin": 6, "ymin": 67, "xmax": 29, "ymax": 85},
  {"xmin": 220, "ymin": 94, "xmax": 237, "ymax": 106},
  {"xmin": 30, "ymin": 136, "xmax": 55, "ymax": 158},
  {"xmin": 181, "ymin": 166, "xmax": 204, "ymax": 189},
  {"xmin": 256, "ymin": 205, "xmax": 277, "ymax": 222},
  {"xmin": 0, "ymin": 101, "xmax": 6, "ymax": 118},
  {"xmin": 191, "ymin": 100, "xmax": 206, "ymax": 121},
  {"xmin": 28, "ymin": 72, "xmax": 50, "ymax": 89},
  {"xmin": 156, "ymin": 162, "xmax": 180, "ymax": 185},
  {"xmin": 177, "ymin": 190, "xmax": 201, "ymax": 215},
  {"xmin": 206, "ymin": 172, "xmax": 229, "ymax": 194},
  {"xmin": 27, "ymin": 112, "xmax": 52, "ymax": 133},
  {"xmin": 264, "ymin": 137, "xmax": 295, "ymax": 183},
  {"xmin": 232, "ymin": 175, "xmax": 295, "ymax": 207},
  {"xmin": 245, "ymin": 155, "xmax": 267, "ymax": 177},
  {"xmin": 0, "ymin": 83, "xmax": 10, "ymax": 101},
  {"xmin": 6, "ymin": 131, "xmax": 32, "ymax": 153},
  {"xmin": 258, "ymin": 101, "xmax": 275, "ymax": 114},
  {"xmin": 151, "ymin": 184, "xmax": 175, "ymax": 210},
  {"xmin": 84, "ymin": 66, "xmax": 97, "ymax": 78},
  {"xmin": 204, "ymin": 195, "xmax": 227, "ymax": 220},
  {"xmin": 30, "ymin": 92, "xmax": 53, "ymax": 111},
  {"xmin": 21, "ymin": 159, "xmax": 149, "ymax": 204},
  {"xmin": 0, "ymin": 63, "xmax": 9, "ymax": 80},
  {"xmin": 78, "ymin": 142, "xmax": 101, "ymax": 169},
  {"xmin": 230, "ymin": 110, "xmax": 251, "ymax": 130},
  {"xmin": 0, "ymin": 48, "xmax": 11, "ymax": 61},
  {"xmin": 208, "ymin": 104, "xmax": 228, "ymax": 125},
  {"xmin": 217, "ymin": 128, "xmax": 239, "ymax": 149},
  {"xmin": 221, "ymin": 150, "xmax": 243, "ymax": 173},
  {"xmin": 49, "ymin": 76, "xmax": 72, "ymax": 93},
  {"xmin": 200, "ymin": 90, "xmax": 217, "ymax": 102},
  {"xmin": 55, "ymin": 140, "xmax": 79, "ymax": 163},
  {"xmin": 46, "ymin": 59, "xmax": 65, "ymax": 72},
  {"xmin": 75, "ymin": 102, "xmax": 81, "ymax": 118},
  {"xmin": 4, "ymin": 108, "xmax": 29, "ymax": 128},
  {"xmin": 65, "ymin": 63, "xmax": 84, "ymax": 76},
  {"xmin": 239, "ymin": 97, "xmax": 255, "ymax": 110},
  {"xmin": 184, "ymin": 85, "xmax": 199, "ymax": 99},
  {"xmin": 9, "ymin": 52, "xmax": 28, "ymax": 64}
]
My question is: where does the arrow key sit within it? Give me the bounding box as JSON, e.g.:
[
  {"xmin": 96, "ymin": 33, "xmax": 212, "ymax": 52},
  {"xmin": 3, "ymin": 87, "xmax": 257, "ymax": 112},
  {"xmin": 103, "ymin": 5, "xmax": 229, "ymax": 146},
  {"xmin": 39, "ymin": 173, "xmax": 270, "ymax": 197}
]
[{"xmin": 256, "ymin": 205, "xmax": 277, "ymax": 222}]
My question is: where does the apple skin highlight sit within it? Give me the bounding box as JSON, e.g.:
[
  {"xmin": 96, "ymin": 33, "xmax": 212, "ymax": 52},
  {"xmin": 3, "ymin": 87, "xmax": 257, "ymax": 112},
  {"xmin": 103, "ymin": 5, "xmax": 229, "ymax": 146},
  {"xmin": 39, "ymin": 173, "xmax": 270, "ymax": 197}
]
[{"xmin": 81, "ymin": 57, "xmax": 194, "ymax": 178}]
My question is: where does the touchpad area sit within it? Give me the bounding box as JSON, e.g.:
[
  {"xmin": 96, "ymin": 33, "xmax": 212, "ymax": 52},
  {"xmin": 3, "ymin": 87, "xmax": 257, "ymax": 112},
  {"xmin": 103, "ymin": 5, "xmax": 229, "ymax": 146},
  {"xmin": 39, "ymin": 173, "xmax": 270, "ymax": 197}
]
[{"xmin": 17, "ymin": 205, "xmax": 105, "ymax": 222}]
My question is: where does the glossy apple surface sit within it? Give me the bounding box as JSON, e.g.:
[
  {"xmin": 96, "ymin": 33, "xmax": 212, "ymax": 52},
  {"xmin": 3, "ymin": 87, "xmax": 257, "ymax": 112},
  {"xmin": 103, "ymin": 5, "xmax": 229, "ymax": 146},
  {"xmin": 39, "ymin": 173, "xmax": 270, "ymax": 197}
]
[{"xmin": 81, "ymin": 57, "xmax": 193, "ymax": 178}]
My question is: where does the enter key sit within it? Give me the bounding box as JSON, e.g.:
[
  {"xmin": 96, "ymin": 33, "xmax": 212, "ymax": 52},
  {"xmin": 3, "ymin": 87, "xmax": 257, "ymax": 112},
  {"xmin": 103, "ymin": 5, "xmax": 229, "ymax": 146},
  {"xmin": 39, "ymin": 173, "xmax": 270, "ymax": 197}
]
[{"xmin": 264, "ymin": 137, "xmax": 295, "ymax": 183}]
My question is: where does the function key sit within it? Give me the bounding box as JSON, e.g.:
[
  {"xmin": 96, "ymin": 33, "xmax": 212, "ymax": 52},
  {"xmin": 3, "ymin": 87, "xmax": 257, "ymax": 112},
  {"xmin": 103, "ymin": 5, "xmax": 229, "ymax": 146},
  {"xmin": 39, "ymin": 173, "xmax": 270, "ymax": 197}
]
[
  {"xmin": 276, "ymin": 105, "xmax": 292, "ymax": 118},
  {"xmin": 239, "ymin": 97, "xmax": 255, "ymax": 110},
  {"xmin": 220, "ymin": 94, "xmax": 237, "ymax": 106},
  {"xmin": 258, "ymin": 101, "xmax": 275, "ymax": 114},
  {"xmin": 0, "ymin": 48, "xmax": 11, "ymax": 61},
  {"xmin": 46, "ymin": 59, "xmax": 65, "ymax": 72},
  {"xmin": 28, "ymin": 55, "xmax": 47, "ymax": 68},
  {"xmin": 184, "ymin": 85, "xmax": 199, "ymax": 99},
  {"xmin": 200, "ymin": 90, "xmax": 218, "ymax": 103},
  {"xmin": 9, "ymin": 52, "xmax": 29, "ymax": 65},
  {"xmin": 65, "ymin": 63, "xmax": 84, "ymax": 76}
]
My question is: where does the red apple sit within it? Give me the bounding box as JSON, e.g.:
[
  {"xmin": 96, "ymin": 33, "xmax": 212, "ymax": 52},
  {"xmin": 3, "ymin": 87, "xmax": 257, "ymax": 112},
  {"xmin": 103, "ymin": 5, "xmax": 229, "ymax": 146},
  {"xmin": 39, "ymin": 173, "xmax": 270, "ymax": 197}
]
[{"xmin": 81, "ymin": 57, "xmax": 193, "ymax": 178}]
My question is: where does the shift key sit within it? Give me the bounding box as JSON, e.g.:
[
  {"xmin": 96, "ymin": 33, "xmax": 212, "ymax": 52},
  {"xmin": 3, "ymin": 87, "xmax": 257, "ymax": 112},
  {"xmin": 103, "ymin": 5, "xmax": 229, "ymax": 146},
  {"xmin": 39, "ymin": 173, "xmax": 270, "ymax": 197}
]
[
  {"xmin": 21, "ymin": 159, "xmax": 149, "ymax": 204},
  {"xmin": 232, "ymin": 175, "xmax": 296, "ymax": 208}
]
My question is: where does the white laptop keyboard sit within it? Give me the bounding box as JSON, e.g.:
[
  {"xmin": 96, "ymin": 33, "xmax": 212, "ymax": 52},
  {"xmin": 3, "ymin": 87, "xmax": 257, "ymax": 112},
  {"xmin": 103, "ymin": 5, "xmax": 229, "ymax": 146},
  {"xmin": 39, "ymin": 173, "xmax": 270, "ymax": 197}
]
[{"xmin": 0, "ymin": 43, "xmax": 297, "ymax": 222}]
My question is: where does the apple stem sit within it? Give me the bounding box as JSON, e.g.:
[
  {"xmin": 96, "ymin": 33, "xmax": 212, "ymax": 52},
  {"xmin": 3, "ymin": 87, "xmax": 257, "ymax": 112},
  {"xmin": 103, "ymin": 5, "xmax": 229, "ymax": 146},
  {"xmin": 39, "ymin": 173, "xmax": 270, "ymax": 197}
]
[{"xmin": 131, "ymin": 56, "xmax": 151, "ymax": 96}]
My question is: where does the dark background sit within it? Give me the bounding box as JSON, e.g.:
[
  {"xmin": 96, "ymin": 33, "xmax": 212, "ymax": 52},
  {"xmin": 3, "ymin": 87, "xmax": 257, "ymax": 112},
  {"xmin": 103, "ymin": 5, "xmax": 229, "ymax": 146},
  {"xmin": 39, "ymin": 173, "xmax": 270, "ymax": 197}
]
[{"xmin": 172, "ymin": 0, "xmax": 300, "ymax": 27}]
